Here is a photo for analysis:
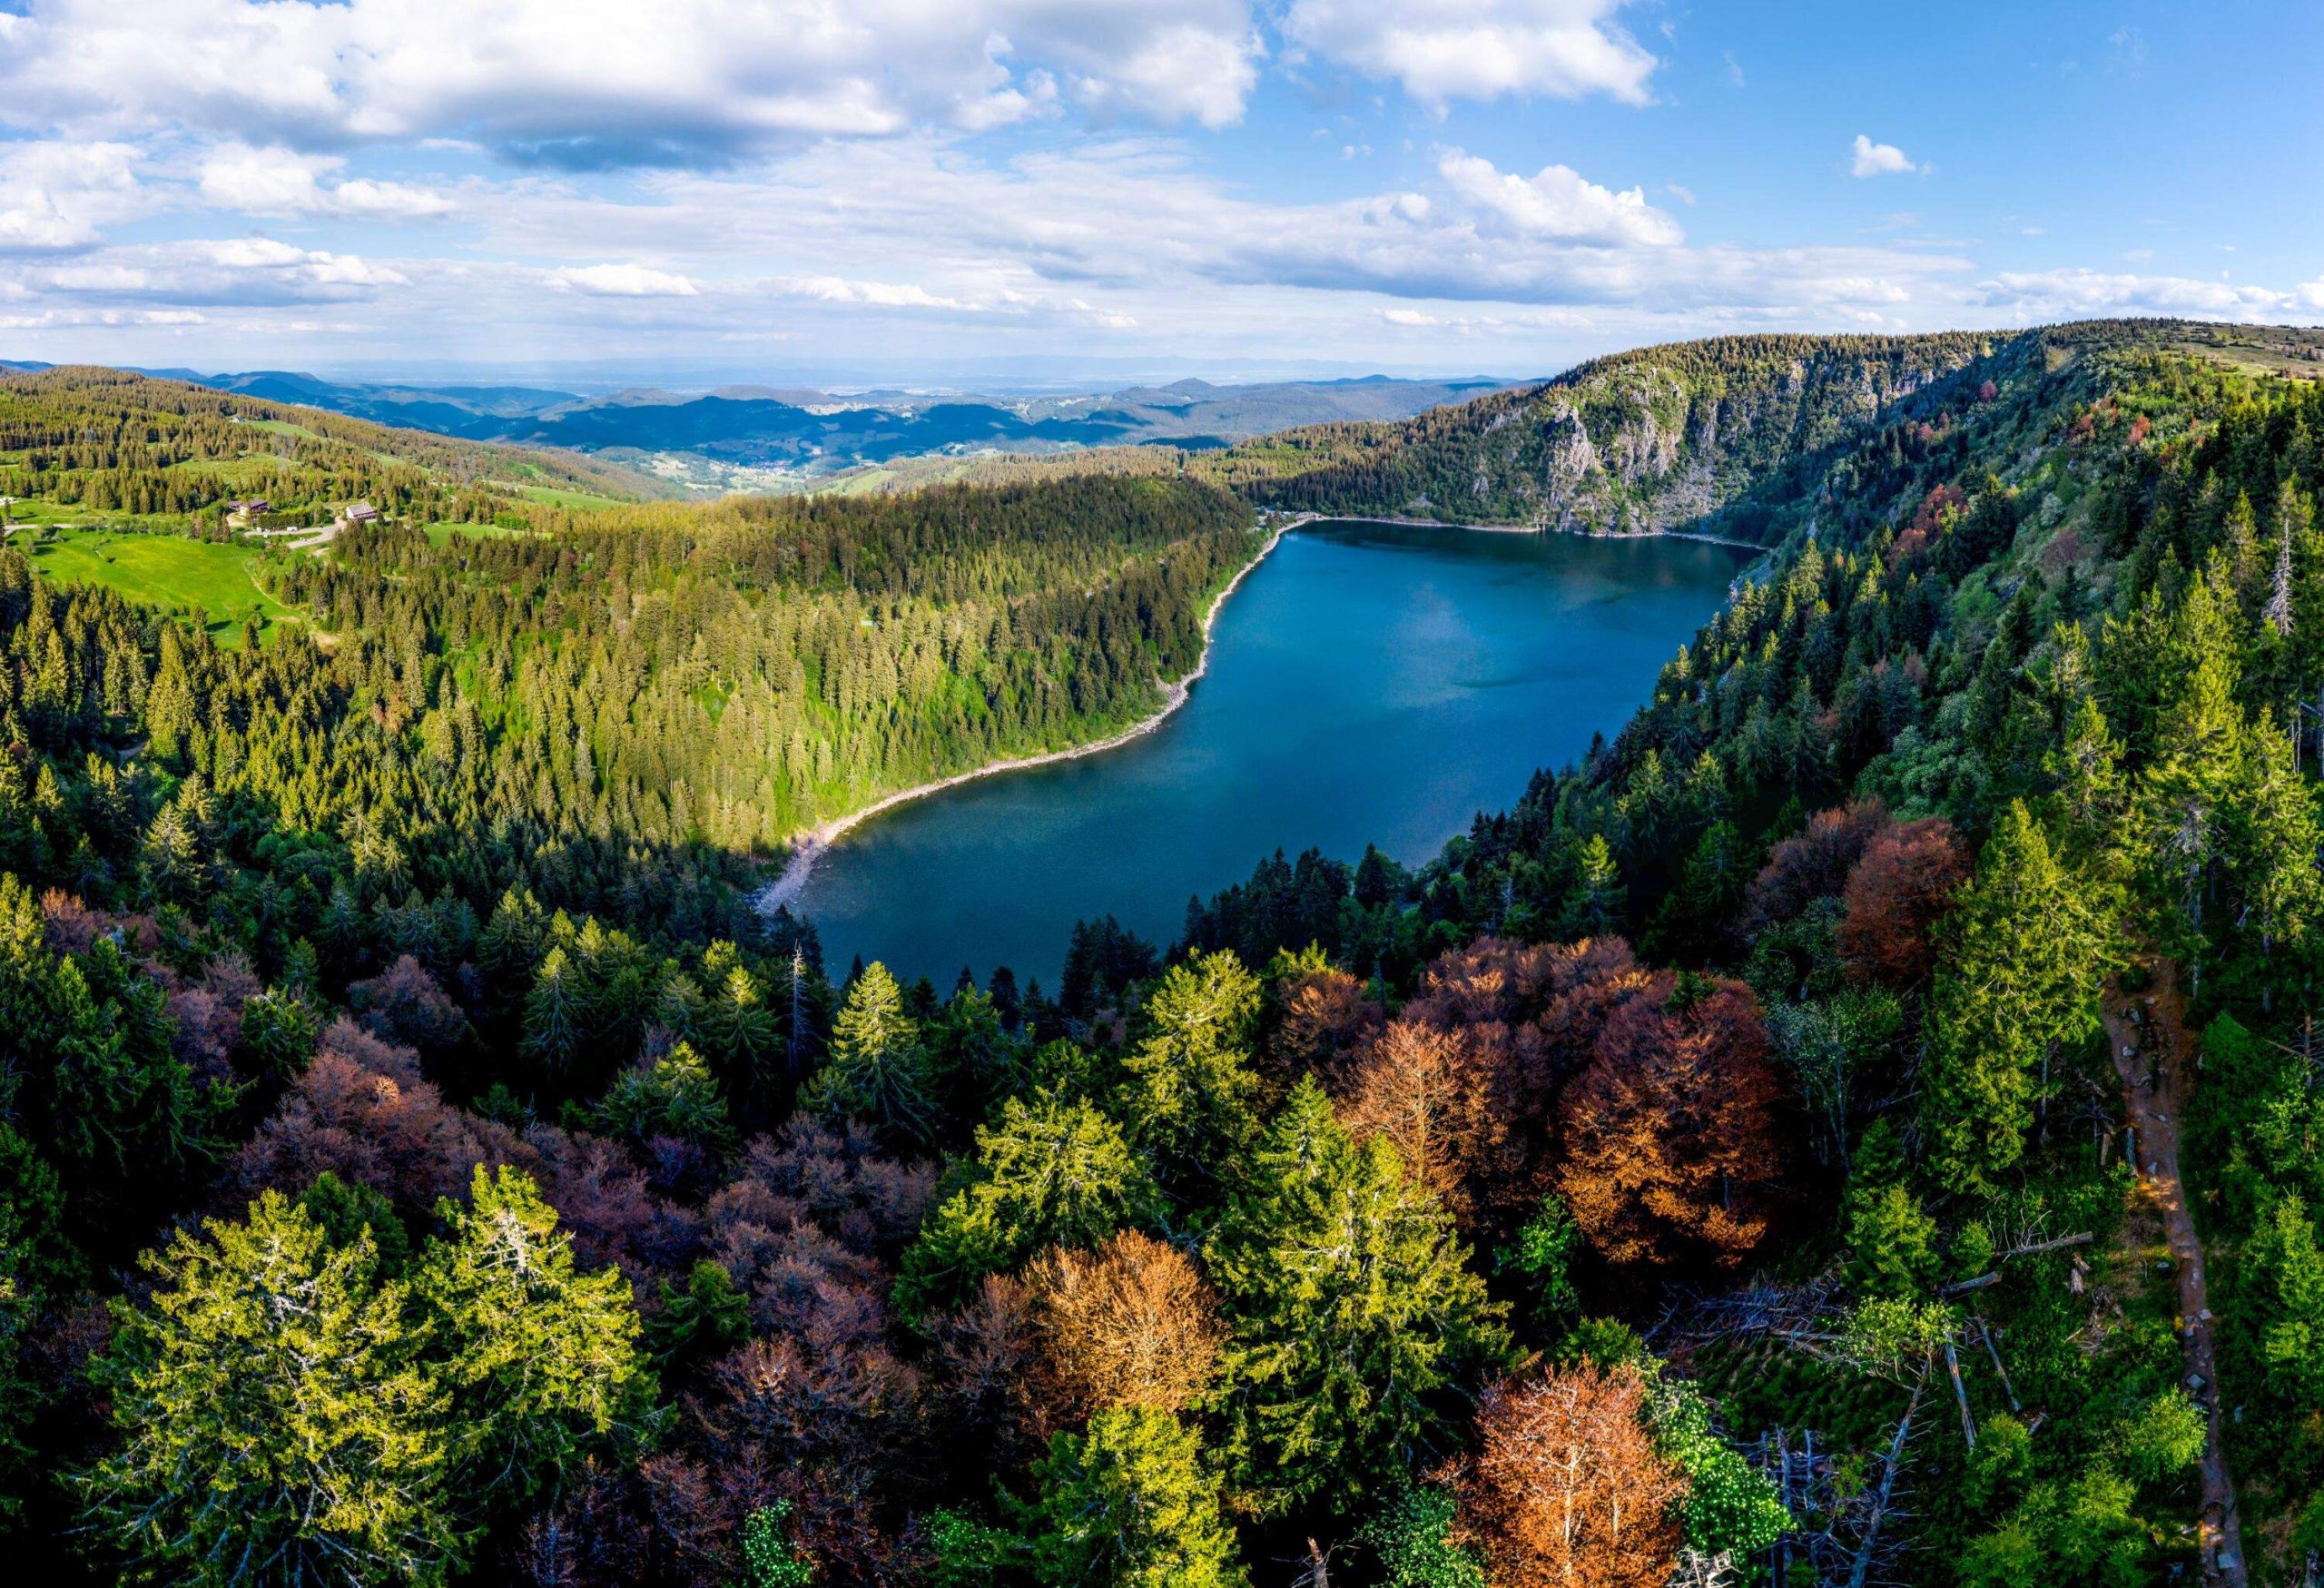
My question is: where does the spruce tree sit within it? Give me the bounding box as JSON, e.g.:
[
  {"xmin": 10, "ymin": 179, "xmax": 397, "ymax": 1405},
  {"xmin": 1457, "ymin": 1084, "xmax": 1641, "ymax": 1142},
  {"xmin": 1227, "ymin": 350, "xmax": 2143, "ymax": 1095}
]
[
  {"xmin": 82, "ymin": 1193, "xmax": 460, "ymax": 1586},
  {"xmin": 1921, "ymin": 802, "xmax": 2115, "ymax": 1192},
  {"xmin": 807, "ymin": 960, "xmax": 937, "ymax": 1141},
  {"xmin": 412, "ymin": 1166, "xmax": 655, "ymax": 1507},
  {"xmin": 1026, "ymin": 1406, "xmax": 1244, "ymax": 1588},
  {"xmin": 895, "ymin": 1090, "xmax": 1160, "ymax": 1324},
  {"xmin": 1206, "ymin": 1078, "xmax": 1509, "ymax": 1516},
  {"xmin": 1115, "ymin": 949, "xmax": 1263, "ymax": 1186}
]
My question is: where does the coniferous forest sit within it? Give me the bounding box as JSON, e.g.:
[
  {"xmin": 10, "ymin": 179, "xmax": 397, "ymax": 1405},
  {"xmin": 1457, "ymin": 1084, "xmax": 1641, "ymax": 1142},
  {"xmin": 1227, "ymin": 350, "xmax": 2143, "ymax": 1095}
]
[{"xmin": 7, "ymin": 319, "xmax": 2324, "ymax": 1588}]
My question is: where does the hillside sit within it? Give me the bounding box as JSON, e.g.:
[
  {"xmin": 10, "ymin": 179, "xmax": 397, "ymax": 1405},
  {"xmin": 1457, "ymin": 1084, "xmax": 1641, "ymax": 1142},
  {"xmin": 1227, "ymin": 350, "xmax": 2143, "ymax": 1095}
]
[
  {"xmin": 74, "ymin": 366, "xmax": 1517, "ymax": 489},
  {"xmin": 1189, "ymin": 330, "xmax": 2001, "ymax": 536},
  {"xmin": 0, "ymin": 363, "xmax": 675, "ymax": 528},
  {"xmin": 14, "ymin": 320, "xmax": 2324, "ymax": 1588},
  {"xmin": 1176, "ymin": 315, "xmax": 2324, "ymax": 1584}
]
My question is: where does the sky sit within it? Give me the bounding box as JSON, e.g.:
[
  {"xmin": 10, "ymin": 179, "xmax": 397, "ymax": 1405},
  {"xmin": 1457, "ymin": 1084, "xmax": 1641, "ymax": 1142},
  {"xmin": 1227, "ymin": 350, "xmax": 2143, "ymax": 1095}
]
[{"xmin": 0, "ymin": 0, "xmax": 2319, "ymax": 387}]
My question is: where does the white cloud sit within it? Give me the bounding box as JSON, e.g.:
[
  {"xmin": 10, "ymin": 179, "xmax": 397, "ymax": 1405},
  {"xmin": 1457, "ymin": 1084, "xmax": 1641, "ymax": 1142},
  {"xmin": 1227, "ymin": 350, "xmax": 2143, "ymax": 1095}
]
[
  {"xmin": 1850, "ymin": 134, "xmax": 1919, "ymax": 178},
  {"xmin": 1285, "ymin": 0, "xmax": 1658, "ymax": 105},
  {"xmin": 26, "ymin": 236, "xmax": 407, "ymax": 307},
  {"xmin": 772, "ymin": 274, "xmax": 1139, "ymax": 326},
  {"xmin": 476, "ymin": 138, "xmax": 1961, "ymax": 326},
  {"xmin": 1382, "ymin": 307, "xmax": 1440, "ymax": 326},
  {"xmin": 0, "ymin": 307, "xmax": 207, "ymax": 330},
  {"xmin": 200, "ymin": 144, "xmax": 453, "ymax": 218},
  {"xmin": 783, "ymin": 274, "xmax": 969, "ymax": 310},
  {"xmin": 548, "ymin": 263, "xmax": 699, "ymax": 297},
  {"xmin": 0, "ymin": 0, "xmax": 1266, "ymax": 163},
  {"xmin": 0, "ymin": 140, "xmax": 145, "ymax": 253},
  {"xmin": 1977, "ymin": 267, "xmax": 2311, "ymax": 319},
  {"xmin": 1437, "ymin": 150, "xmax": 1682, "ymax": 247},
  {"xmin": 1078, "ymin": 22, "xmax": 1261, "ymax": 129}
]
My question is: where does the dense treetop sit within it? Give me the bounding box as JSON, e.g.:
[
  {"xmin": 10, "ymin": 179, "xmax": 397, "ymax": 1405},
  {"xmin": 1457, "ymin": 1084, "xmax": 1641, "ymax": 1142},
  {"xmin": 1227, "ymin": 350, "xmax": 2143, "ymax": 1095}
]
[{"xmin": 3, "ymin": 319, "xmax": 2324, "ymax": 1585}]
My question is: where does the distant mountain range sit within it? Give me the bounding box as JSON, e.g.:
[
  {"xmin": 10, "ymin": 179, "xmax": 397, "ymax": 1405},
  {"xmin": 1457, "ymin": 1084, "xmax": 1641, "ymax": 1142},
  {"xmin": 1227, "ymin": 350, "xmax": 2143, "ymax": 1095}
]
[{"xmin": 0, "ymin": 360, "xmax": 1520, "ymax": 482}]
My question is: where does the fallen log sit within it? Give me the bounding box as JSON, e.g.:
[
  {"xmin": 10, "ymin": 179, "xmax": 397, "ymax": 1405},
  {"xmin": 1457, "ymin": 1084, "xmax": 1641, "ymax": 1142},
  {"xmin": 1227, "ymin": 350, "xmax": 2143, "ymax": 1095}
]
[
  {"xmin": 1938, "ymin": 1232, "xmax": 2094, "ymax": 1295},
  {"xmin": 1847, "ymin": 1380, "xmax": 1924, "ymax": 1588}
]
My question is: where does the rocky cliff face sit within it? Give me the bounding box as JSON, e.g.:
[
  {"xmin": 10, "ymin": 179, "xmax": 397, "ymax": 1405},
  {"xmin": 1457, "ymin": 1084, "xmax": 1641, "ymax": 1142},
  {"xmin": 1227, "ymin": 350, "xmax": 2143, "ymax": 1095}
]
[{"xmin": 1245, "ymin": 330, "xmax": 1995, "ymax": 540}]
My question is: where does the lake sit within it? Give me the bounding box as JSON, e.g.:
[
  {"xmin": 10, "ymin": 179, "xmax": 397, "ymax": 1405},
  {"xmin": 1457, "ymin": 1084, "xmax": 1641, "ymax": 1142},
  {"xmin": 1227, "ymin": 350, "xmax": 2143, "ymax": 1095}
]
[{"xmin": 786, "ymin": 521, "xmax": 1754, "ymax": 988}]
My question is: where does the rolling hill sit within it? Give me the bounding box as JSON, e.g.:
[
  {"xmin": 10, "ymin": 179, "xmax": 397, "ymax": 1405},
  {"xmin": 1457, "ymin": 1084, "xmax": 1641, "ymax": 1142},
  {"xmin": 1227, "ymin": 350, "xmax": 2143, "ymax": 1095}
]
[{"xmin": 91, "ymin": 367, "xmax": 1522, "ymax": 483}]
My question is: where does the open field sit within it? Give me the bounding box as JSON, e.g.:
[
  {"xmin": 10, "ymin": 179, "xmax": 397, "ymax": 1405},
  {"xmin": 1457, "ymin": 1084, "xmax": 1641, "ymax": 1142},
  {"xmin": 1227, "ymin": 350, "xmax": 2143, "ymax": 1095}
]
[
  {"xmin": 511, "ymin": 482, "xmax": 632, "ymax": 510},
  {"xmin": 17, "ymin": 526, "xmax": 301, "ymax": 642}
]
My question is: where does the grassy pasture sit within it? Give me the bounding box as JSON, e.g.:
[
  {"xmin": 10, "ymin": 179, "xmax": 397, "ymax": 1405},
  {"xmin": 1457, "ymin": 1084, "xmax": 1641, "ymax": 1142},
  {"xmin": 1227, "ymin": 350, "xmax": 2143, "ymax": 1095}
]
[{"xmin": 17, "ymin": 525, "xmax": 300, "ymax": 643}]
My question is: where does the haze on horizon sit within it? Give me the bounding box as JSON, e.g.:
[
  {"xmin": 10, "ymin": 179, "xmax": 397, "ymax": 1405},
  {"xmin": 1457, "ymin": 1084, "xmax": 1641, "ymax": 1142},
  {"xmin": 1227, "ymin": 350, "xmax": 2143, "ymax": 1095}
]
[{"xmin": 0, "ymin": 0, "xmax": 2319, "ymax": 385}]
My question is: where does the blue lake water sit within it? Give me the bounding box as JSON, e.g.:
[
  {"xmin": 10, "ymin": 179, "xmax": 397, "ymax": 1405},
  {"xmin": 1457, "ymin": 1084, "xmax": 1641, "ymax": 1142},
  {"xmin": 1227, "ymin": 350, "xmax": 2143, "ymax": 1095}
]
[{"xmin": 791, "ymin": 521, "xmax": 1753, "ymax": 988}]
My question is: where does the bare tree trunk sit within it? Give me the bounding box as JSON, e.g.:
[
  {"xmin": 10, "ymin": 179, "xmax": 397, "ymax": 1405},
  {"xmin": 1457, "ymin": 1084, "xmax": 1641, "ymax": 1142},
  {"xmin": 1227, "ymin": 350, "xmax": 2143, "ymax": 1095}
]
[
  {"xmin": 1943, "ymin": 1336, "xmax": 1977, "ymax": 1449},
  {"xmin": 1848, "ymin": 1381, "xmax": 1923, "ymax": 1588},
  {"xmin": 1976, "ymin": 1318, "xmax": 2022, "ymax": 1413}
]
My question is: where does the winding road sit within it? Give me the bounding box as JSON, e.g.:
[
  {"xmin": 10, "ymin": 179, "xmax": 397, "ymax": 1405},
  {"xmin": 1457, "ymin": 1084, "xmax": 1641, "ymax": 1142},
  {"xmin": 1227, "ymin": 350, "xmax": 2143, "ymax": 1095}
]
[{"xmin": 2102, "ymin": 954, "xmax": 2247, "ymax": 1588}]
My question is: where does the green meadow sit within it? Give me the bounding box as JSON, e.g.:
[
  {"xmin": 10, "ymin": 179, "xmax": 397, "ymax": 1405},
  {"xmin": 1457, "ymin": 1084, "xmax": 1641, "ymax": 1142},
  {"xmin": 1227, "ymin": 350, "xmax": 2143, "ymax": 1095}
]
[{"xmin": 16, "ymin": 525, "xmax": 301, "ymax": 643}]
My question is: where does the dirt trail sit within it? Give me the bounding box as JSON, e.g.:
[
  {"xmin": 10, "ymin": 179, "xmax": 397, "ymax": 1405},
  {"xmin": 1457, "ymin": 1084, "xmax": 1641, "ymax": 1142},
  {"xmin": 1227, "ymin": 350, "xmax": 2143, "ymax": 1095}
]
[{"xmin": 2102, "ymin": 954, "xmax": 2247, "ymax": 1588}]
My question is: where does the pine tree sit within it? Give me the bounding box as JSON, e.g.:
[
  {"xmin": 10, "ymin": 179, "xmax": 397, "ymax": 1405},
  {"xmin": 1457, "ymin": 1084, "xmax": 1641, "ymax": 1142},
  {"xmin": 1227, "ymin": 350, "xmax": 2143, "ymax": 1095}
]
[
  {"xmin": 1206, "ymin": 1078, "xmax": 1509, "ymax": 1517},
  {"xmin": 411, "ymin": 1166, "xmax": 655, "ymax": 1506},
  {"xmin": 81, "ymin": 1192, "xmax": 461, "ymax": 1586},
  {"xmin": 1026, "ymin": 1406, "xmax": 1244, "ymax": 1588}
]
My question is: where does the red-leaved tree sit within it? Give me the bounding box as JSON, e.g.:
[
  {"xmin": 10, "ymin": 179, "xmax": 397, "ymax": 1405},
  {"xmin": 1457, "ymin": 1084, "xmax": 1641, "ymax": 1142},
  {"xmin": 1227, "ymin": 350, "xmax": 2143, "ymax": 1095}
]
[{"xmin": 1556, "ymin": 974, "xmax": 1785, "ymax": 1269}]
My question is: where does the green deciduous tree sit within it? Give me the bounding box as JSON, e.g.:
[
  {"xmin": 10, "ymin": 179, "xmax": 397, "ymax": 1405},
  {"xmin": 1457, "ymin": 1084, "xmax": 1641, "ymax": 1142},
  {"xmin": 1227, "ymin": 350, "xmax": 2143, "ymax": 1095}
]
[
  {"xmin": 1647, "ymin": 1372, "xmax": 1790, "ymax": 1564},
  {"xmin": 1358, "ymin": 1484, "xmax": 1487, "ymax": 1588},
  {"xmin": 1499, "ymin": 1192, "xmax": 1582, "ymax": 1327},
  {"xmin": 742, "ymin": 1498, "xmax": 816, "ymax": 1588}
]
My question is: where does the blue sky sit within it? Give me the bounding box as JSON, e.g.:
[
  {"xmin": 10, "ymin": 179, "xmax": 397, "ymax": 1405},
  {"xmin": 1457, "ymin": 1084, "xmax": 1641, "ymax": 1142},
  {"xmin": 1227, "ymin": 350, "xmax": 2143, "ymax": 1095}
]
[{"xmin": 0, "ymin": 0, "xmax": 2317, "ymax": 385}]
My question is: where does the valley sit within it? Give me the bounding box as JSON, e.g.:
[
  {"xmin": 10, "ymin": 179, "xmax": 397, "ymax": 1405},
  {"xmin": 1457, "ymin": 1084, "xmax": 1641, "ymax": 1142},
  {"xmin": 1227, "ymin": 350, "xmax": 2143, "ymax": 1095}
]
[{"xmin": 3, "ymin": 320, "xmax": 2323, "ymax": 1588}]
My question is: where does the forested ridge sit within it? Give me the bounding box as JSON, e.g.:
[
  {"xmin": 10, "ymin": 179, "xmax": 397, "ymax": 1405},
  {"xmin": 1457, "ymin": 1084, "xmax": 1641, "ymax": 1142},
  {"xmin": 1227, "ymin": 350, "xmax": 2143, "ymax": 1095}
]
[
  {"xmin": 0, "ymin": 363, "xmax": 659, "ymax": 524},
  {"xmin": 1188, "ymin": 330, "xmax": 1996, "ymax": 538},
  {"xmin": 6, "ymin": 319, "xmax": 2324, "ymax": 1588},
  {"xmin": 0, "ymin": 364, "xmax": 1266, "ymax": 922},
  {"xmin": 262, "ymin": 480, "xmax": 1261, "ymax": 860}
]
